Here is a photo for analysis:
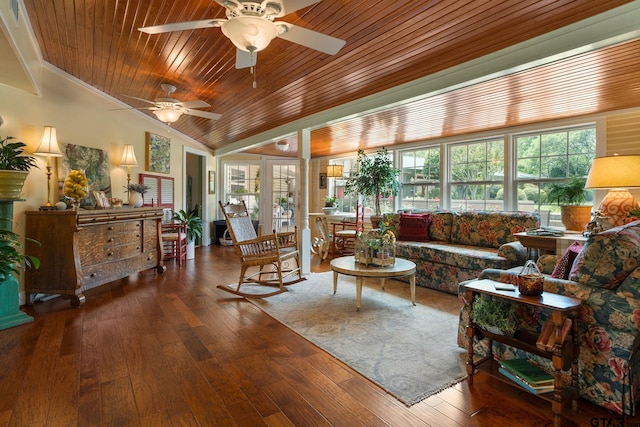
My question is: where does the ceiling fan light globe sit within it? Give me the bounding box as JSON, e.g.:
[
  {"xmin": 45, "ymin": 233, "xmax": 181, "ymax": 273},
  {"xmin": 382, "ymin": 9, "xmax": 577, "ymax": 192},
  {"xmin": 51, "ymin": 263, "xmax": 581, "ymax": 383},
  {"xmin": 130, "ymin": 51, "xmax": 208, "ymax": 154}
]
[
  {"xmin": 153, "ymin": 108, "xmax": 183, "ymax": 124},
  {"xmin": 222, "ymin": 16, "xmax": 278, "ymax": 52}
]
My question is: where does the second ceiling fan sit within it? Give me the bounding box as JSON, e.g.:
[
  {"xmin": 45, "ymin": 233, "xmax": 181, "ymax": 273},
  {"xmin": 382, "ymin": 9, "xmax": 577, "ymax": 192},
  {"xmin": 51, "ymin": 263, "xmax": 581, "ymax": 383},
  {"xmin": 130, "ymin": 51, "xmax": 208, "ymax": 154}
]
[{"xmin": 139, "ymin": 0, "xmax": 346, "ymax": 87}]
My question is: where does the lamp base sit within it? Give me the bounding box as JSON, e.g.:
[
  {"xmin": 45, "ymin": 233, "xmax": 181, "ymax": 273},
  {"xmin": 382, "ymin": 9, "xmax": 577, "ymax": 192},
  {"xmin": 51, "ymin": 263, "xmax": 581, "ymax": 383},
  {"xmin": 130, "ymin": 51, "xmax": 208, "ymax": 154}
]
[{"xmin": 599, "ymin": 189, "xmax": 639, "ymax": 227}]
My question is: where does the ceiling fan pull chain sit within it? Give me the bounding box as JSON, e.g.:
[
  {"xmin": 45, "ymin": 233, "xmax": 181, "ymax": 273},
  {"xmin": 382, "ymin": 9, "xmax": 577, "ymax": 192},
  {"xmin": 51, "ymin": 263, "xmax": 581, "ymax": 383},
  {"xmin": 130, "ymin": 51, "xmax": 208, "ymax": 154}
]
[{"xmin": 251, "ymin": 50, "xmax": 257, "ymax": 89}]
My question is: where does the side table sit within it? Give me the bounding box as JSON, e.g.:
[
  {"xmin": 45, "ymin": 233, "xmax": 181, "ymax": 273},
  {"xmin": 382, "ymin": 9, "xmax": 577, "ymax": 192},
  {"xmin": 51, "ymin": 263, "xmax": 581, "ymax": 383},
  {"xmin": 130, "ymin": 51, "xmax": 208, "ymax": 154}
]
[
  {"xmin": 514, "ymin": 231, "xmax": 588, "ymax": 259},
  {"xmin": 464, "ymin": 278, "xmax": 581, "ymax": 427}
]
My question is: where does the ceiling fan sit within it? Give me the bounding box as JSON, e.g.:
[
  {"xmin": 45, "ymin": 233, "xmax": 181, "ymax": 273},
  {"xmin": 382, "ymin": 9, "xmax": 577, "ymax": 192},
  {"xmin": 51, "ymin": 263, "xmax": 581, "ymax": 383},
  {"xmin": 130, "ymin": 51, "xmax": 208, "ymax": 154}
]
[
  {"xmin": 138, "ymin": 0, "xmax": 346, "ymax": 87},
  {"xmin": 121, "ymin": 84, "xmax": 222, "ymax": 124}
]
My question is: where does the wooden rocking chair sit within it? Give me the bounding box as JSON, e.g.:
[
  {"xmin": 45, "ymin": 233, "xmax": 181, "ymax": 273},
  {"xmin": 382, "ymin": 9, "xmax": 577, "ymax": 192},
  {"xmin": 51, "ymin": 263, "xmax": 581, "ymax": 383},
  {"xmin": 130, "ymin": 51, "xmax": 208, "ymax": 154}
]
[{"xmin": 217, "ymin": 201, "xmax": 304, "ymax": 298}]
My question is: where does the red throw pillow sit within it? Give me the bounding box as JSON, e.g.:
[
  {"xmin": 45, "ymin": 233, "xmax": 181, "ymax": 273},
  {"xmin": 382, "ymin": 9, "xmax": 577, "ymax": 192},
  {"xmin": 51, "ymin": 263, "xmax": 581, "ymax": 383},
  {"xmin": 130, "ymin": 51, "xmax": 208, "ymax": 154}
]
[
  {"xmin": 397, "ymin": 213, "xmax": 431, "ymax": 241},
  {"xmin": 551, "ymin": 241, "xmax": 583, "ymax": 280}
]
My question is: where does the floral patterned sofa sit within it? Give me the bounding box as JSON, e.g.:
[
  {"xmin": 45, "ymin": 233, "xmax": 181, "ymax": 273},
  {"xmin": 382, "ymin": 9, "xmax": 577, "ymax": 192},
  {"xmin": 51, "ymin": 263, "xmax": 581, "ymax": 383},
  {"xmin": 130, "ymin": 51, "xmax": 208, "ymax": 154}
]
[
  {"xmin": 457, "ymin": 220, "xmax": 640, "ymax": 415},
  {"xmin": 389, "ymin": 210, "xmax": 539, "ymax": 294}
]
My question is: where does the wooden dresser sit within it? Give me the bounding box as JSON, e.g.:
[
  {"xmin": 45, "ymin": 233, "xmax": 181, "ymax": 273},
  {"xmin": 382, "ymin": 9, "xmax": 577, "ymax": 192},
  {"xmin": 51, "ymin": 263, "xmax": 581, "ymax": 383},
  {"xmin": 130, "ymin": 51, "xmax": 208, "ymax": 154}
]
[{"xmin": 25, "ymin": 207, "xmax": 165, "ymax": 306}]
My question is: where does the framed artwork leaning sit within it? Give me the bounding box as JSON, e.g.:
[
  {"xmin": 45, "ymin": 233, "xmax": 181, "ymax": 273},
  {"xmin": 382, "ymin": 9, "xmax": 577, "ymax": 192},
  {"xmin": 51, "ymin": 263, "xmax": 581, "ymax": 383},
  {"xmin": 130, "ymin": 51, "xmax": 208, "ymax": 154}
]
[{"xmin": 145, "ymin": 132, "xmax": 170, "ymax": 174}]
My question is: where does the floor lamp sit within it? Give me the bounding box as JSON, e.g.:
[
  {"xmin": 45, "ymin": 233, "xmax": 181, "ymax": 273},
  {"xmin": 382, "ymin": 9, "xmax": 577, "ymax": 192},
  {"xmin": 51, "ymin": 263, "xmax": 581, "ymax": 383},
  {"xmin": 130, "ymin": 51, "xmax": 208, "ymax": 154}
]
[
  {"xmin": 34, "ymin": 126, "xmax": 62, "ymax": 209},
  {"xmin": 119, "ymin": 144, "xmax": 138, "ymax": 204},
  {"xmin": 585, "ymin": 154, "xmax": 640, "ymax": 227}
]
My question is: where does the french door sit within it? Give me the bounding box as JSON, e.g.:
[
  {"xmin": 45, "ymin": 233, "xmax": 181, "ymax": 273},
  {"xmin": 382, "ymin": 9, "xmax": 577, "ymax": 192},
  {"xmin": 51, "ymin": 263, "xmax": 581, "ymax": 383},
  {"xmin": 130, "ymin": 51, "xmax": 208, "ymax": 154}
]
[{"xmin": 265, "ymin": 160, "xmax": 297, "ymax": 232}]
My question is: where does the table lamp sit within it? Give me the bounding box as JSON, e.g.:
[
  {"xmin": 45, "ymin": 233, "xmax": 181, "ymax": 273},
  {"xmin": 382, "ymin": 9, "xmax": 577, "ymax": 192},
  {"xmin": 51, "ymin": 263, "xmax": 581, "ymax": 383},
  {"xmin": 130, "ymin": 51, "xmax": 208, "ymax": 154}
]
[
  {"xmin": 585, "ymin": 154, "xmax": 640, "ymax": 226},
  {"xmin": 119, "ymin": 144, "xmax": 138, "ymax": 203},
  {"xmin": 34, "ymin": 126, "xmax": 63, "ymax": 208}
]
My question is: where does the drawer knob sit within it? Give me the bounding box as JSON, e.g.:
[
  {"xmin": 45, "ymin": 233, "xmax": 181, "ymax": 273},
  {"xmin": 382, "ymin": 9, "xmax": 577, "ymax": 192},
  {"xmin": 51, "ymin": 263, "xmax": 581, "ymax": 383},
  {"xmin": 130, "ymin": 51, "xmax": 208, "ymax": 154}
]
[
  {"xmin": 136, "ymin": 246, "xmax": 140, "ymax": 250},
  {"xmin": 107, "ymin": 238, "xmax": 114, "ymax": 242},
  {"xmin": 107, "ymin": 252, "xmax": 114, "ymax": 257},
  {"xmin": 90, "ymin": 273, "xmax": 97, "ymax": 277},
  {"xmin": 107, "ymin": 226, "xmax": 114, "ymax": 230}
]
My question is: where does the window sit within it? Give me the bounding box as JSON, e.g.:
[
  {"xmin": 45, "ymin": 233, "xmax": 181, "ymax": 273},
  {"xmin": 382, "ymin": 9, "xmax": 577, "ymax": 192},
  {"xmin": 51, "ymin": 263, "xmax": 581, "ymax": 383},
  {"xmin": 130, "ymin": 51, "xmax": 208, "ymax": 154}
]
[
  {"xmin": 224, "ymin": 163, "xmax": 261, "ymax": 220},
  {"xmin": 449, "ymin": 138, "xmax": 505, "ymax": 211},
  {"xmin": 399, "ymin": 147, "xmax": 441, "ymax": 211},
  {"xmin": 515, "ymin": 126, "xmax": 595, "ymax": 217}
]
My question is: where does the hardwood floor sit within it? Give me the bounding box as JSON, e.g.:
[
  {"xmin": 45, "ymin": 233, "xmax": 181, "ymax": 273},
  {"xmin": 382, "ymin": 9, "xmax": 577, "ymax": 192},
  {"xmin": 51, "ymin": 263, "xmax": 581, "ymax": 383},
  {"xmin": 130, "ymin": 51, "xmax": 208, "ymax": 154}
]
[{"xmin": 2, "ymin": 245, "xmax": 638, "ymax": 426}]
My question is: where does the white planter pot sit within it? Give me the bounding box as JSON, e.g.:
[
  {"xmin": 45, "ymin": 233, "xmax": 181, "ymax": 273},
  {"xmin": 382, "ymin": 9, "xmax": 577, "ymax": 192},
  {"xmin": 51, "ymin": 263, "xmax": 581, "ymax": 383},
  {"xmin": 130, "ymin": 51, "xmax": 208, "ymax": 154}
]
[
  {"xmin": 129, "ymin": 191, "xmax": 143, "ymax": 208},
  {"xmin": 187, "ymin": 240, "xmax": 195, "ymax": 259}
]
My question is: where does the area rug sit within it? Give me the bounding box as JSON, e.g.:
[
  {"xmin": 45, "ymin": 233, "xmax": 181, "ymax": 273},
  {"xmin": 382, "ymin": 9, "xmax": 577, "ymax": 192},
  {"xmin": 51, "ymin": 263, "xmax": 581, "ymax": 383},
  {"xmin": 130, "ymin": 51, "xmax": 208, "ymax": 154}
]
[{"xmin": 248, "ymin": 272, "xmax": 468, "ymax": 406}]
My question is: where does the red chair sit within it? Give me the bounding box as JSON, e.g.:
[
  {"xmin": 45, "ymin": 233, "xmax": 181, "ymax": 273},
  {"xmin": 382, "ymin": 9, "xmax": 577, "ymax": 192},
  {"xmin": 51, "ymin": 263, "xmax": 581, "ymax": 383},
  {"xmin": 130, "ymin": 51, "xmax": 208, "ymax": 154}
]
[
  {"xmin": 332, "ymin": 200, "xmax": 365, "ymax": 258},
  {"xmin": 162, "ymin": 222, "xmax": 188, "ymax": 268}
]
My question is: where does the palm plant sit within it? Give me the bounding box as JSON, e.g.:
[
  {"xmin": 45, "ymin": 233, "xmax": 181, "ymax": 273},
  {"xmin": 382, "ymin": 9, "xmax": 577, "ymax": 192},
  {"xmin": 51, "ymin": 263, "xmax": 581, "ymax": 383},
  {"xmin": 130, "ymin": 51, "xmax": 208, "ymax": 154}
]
[{"xmin": 173, "ymin": 209, "xmax": 204, "ymax": 242}]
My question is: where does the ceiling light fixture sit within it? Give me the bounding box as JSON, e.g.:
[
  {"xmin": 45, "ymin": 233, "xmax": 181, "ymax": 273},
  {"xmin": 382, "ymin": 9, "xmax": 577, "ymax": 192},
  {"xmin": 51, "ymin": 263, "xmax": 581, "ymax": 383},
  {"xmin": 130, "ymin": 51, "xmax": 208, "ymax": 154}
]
[
  {"xmin": 275, "ymin": 140, "xmax": 289, "ymax": 152},
  {"xmin": 153, "ymin": 107, "xmax": 184, "ymax": 124}
]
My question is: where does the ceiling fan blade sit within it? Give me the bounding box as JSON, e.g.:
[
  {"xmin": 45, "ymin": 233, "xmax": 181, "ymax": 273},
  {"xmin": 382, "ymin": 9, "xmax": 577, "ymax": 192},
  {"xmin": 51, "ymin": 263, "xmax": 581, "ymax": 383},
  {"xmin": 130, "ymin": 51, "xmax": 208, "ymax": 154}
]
[
  {"xmin": 271, "ymin": 0, "xmax": 321, "ymax": 17},
  {"xmin": 277, "ymin": 23, "xmax": 345, "ymax": 55},
  {"xmin": 184, "ymin": 109, "xmax": 222, "ymax": 120},
  {"xmin": 138, "ymin": 19, "xmax": 224, "ymax": 35},
  {"xmin": 236, "ymin": 48, "xmax": 257, "ymax": 69},
  {"xmin": 178, "ymin": 100, "xmax": 210, "ymax": 109},
  {"xmin": 121, "ymin": 94, "xmax": 157, "ymax": 105},
  {"xmin": 109, "ymin": 106, "xmax": 155, "ymax": 111}
]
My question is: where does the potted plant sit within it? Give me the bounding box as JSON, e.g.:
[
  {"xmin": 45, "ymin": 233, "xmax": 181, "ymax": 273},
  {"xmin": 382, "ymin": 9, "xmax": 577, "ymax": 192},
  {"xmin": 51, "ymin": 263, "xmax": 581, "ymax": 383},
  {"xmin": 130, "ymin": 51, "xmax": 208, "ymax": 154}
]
[
  {"xmin": 0, "ymin": 135, "xmax": 38, "ymax": 199},
  {"xmin": 126, "ymin": 183, "xmax": 149, "ymax": 207},
  {"xmin": 322, "ymin": 195, "xmax": 338, "ymax": 215},
  {"xmin": 546, "ymin": 177, "xmax": 592, "ymax": 231},
  {"xmin": 173, "ymin": 209, "xmax": 204, "ymax": 259},
  {"xmin": 345, "ymin": 148, "xmax": 400, "ymax": 225},
  {"xmin": 471, "ymin": 294, "xmax": 517, "ymax": 337},
  {"xmin": 0, "ymin": 226, "xmax": 40, "ymax": 282}
]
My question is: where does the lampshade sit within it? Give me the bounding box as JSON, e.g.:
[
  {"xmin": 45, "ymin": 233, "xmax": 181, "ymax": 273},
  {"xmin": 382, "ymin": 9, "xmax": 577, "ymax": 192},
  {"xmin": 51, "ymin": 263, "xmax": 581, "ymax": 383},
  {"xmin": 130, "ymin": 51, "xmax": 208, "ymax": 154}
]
[
  {"xmin": 326, "ymin": 165, "xmax": 344, "ymax": 178},
  {"xmin": 119, "ymin": 144, "xmax": 138, "ymax": 167},
  {"xmin": 586, "ymin": 155, "xmax": 640, "ymax": 226},
  {"xmin": 221, "ymin": 16, "xmax": 279, "ymax": 52},
  {"xmin": 585, "ymin": 155, "xmax": 640, "ymax": 189},
  {"xmin": 153, "ymin": 108, "xmax": 183, "ymax": 124},
  {"xmin": 34, "ymin": 126, "xmax": 62, "ymax": 157}
]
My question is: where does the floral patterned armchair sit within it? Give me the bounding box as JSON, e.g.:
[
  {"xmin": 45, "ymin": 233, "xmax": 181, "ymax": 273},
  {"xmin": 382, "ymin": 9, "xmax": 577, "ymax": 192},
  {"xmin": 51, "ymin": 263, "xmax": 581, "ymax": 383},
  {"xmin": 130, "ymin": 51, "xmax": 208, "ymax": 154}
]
[{"xmin": 458, "ymin": 220, "xmax": 640, "ymax": 415}]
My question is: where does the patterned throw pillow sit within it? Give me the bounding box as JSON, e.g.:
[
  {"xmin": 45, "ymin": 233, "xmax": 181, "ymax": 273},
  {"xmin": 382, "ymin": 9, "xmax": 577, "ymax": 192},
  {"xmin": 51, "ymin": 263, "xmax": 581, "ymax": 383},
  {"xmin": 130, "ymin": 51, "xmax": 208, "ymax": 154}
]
[
  {"xmin": 551, "ymin": 241, "xmax": 583, "ymax": 280},
  {"xmin": 397, "ymin": 213, "xmax": 431, "ymax": 241}
]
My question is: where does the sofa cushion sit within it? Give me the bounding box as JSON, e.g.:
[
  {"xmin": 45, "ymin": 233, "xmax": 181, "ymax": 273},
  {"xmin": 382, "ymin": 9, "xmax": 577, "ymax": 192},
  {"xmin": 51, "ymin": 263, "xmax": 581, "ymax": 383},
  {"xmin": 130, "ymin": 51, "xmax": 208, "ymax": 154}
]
[
  {"xmin": 450, "ymin": 211, "xmax": 538, "ymax": 248},
  {"xmin": 397, "ymin": 213, "xmax": 431, "ymax": 241},
  {"xmin": 428, "ymin": 211, "xmax": 454, "ymax": 242},
  {"xmin": 551, "ymin": 241, "xmax": 583, "ymax": 280},
  {"xmin": 395, "ymin": 241, "xmax": 513, "ymax": 271},
  {"xmin": 617, "ymin": 268, "xmax": 640, "ymax": 299},
  {"xmin": 570, "ymin": 221, "xmax": 640, "ymax": 289}
]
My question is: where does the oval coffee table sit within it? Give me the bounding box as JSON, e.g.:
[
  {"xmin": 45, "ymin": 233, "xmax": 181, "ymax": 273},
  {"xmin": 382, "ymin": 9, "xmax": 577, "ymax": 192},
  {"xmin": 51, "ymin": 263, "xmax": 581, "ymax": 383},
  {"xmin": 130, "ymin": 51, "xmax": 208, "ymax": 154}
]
[{"xmin": 330, "ymin": 256, "xmax": 417, "ymax": 310}]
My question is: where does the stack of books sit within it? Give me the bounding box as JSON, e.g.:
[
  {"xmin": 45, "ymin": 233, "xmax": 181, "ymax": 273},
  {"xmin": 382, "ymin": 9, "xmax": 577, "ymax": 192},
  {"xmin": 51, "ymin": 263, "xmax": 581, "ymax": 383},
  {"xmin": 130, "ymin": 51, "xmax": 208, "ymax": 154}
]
[{"xmin": 498, "ymin": 358, "xmax": 555, "ymax": 394}]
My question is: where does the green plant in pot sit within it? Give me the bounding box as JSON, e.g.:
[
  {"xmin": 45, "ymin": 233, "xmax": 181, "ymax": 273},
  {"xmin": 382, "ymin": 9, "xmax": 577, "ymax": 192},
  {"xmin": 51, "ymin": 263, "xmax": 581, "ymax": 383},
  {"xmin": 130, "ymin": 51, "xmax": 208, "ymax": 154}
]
[
  {"xmin": 471, "ymin": 294, "xmax": 517, "ymax": 337},
  {"xmin": 0, "ymin": 135, "xmax": 38, "ymax": 199},
  {"xmin": 324, "ymin": 194, "xmax": 336, "ymax": 207},
  {"xmin": 345, "ymin": 148, "xmax": 400, "ymax": 224},
  {"xmin": 173, "ymin": 209, "xmax": 203, "ymax": 260},
  {"xmin": 0, "ymin": 225, "xmax": 40, "ymax": 282},
  {"xmin": 546, "ymin": 177, "xmax": 592, "ymax": 231}
]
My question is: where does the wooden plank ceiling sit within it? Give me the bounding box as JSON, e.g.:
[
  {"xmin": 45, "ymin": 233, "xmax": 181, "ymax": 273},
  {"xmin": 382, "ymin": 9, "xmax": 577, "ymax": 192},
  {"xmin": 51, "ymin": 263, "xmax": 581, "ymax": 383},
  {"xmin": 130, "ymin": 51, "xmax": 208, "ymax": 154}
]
[{"xmin": 22, "ymin": 0, "xmax": 637, "ymax": 158}]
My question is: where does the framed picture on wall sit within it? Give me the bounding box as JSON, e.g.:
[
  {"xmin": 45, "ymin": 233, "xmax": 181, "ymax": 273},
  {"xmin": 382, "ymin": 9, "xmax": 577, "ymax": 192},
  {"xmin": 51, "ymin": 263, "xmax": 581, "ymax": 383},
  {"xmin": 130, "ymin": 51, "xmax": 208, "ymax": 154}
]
[
  {"xmin": 145, "ymin": 132, "xmax": 170, "ymax": 174},
  {"xmin": 209, "ymin": 171, "xmax": 215, "ymax": 194},
  {"xmin": 319, "ymin": 172, "xmax": 327, "ymax": 189}
]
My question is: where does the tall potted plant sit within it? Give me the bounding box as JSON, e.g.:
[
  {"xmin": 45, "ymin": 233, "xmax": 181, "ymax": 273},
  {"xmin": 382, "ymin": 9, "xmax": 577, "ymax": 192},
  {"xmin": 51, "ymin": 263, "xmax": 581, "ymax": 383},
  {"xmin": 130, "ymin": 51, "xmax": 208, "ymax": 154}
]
[
  {"xmin": 546, "ymin": 177, "xmax": 592, "ymax": 231},
  {"xmin": 173, "ymin": 209, "xmax": 204, "ymax": 259},
  {"xmin": 345, "ymin": 148, "xmax": 400, "ymax": 224}
]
